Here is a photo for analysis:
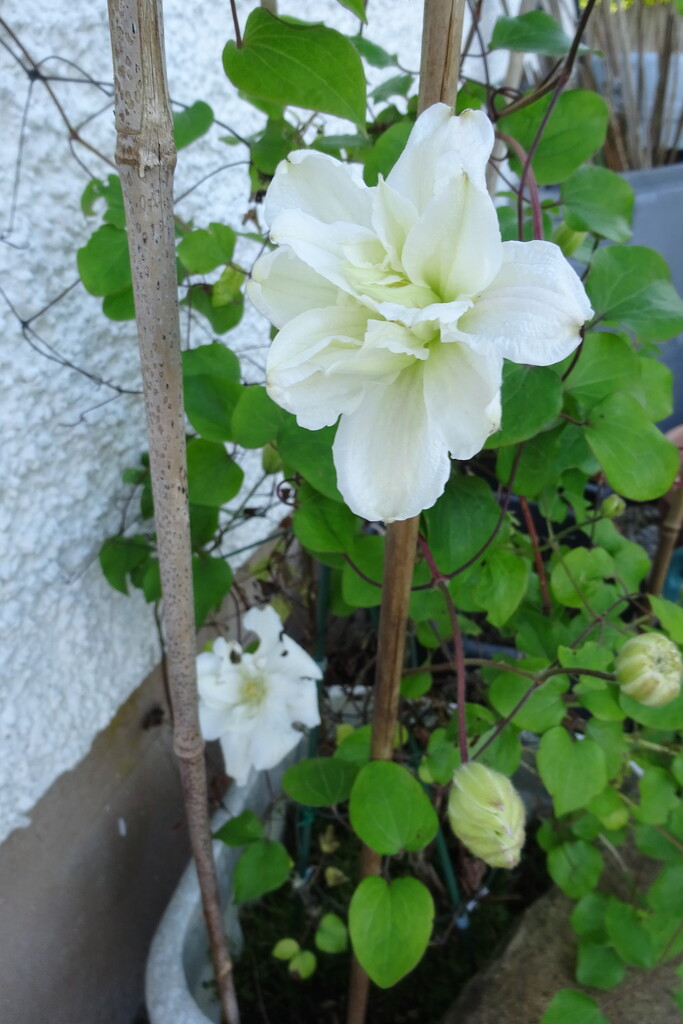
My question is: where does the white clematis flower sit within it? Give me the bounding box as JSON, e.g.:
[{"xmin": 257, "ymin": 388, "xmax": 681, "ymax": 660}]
[
  {"xmin": 248, "ymin": 103, "xmax": 593, "ymax": 523},
  {"xmin": 197, "ymin": 605, "xmax": 322, "ymax": 786}
]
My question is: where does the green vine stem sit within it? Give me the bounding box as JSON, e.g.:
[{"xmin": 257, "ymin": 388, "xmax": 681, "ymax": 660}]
[{"xmin": 105, "ymin": 2, "xmax": 239, "ymax": 1021}]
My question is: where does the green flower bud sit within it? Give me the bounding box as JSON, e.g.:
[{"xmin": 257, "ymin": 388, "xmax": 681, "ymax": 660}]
[
  {"xmin": 261, "ymin": 442, "xmax": 283, "ymax": 475},
  {"xmin": 616, "ymin": 633, "xmax": 683, "ymax": 707},
  {"xmin": 600, "ymin": 494, "xmax": 626, "ymax": 519},
  {"xmin": 447, "ymin": 762, "xmax": 525, "ymax": 869},
  {"xmin": 552, "ymin": 222, "xmax": 587, "ymax": 258}
]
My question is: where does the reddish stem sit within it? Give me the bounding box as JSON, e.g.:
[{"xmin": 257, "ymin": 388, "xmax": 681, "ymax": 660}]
[{"xmin": 519, "ymin": 496, "xmax": 551, "ymax": 616}]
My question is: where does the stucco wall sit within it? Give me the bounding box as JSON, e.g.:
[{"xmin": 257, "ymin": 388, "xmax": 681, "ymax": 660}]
[{"xmin": 0, "ymin": 0, "xmax": 426, "ymax": 845}]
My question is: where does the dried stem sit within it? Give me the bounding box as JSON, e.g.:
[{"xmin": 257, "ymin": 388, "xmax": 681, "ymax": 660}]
[
  {"xmin": 105, "ymin": 2, "xmax": 239, "ymax": 1021},
  {"xmin": 346, "ymin": 4, "xmax": 466, "ymax": 1021}
]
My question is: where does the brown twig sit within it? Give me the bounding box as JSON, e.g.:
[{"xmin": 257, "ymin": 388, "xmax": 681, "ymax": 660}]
[
  {"xmin": 105, "ymin": 2, "xmax": 239, "ymax": 1021},
  {"xmin": 649, "ymin": 482, "xmax": 683, "ymax": 597}
]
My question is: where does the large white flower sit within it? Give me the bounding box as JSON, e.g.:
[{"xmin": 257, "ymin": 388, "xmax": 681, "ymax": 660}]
[
  {"xmin": 248, "ymin": 103, "xmax": 593, "ymax": 523},
  {"xmin": 197, "ymin": 605, "xmax": 322, "ymax": 786}
]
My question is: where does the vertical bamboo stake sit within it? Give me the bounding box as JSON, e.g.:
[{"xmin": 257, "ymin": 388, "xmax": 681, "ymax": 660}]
[
  {"xmin": 106, "ymin": 3, "xmax": 240, "ymax": 1021},
  {"xmin": 345, "ymin": 5, "xmax": 465, "ymax": 1022}
]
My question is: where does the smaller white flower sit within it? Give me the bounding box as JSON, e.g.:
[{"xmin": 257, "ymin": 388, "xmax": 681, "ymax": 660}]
[{"xmin": 197, "ymin": 605, "xmax": 322, "ymax": 786}]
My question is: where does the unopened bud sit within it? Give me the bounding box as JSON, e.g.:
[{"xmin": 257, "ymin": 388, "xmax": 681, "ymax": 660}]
[
  {"xmin": 552, "ymin": 222, "xmax": 587, "ymax": 258},
  {"xmin": 261, "ymin": 442, "xmax": 283, "ymax": 475},
  {"xmin": 601, "ymin": 494, "xmax": 626, "ymax": 519},
  {"xmin": 616, "ymin": 633, "xmax": 682, "ymax": 707},
  {"xmin": 448, "ymin": 762, "xmax": 525, "ymax": 869}
]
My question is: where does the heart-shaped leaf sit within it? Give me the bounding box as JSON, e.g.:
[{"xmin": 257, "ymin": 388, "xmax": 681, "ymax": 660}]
[{"xmin": 349, "ymin": 876, "xmax": 434, "ymax": 987}]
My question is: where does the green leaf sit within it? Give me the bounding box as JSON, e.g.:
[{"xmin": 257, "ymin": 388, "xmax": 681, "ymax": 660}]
[
  {"xmin": 363, "ymin": 120, "xmax": 412, "ymax": 186},
  {"xmin": 99, "ymin": 535, "xmax": 152, "ymax": 594},
  {"xmin": 638, "ymin": 355, "xmax": 673, "ymax": 422},
  {"xmin": 369, "ymin": 73, "xmax": 413, "ymax": 104},
  {"xmin": 173, "ymin": 100, "xmax": 214, "ymax": 150},
  {"xmin": 233, "ymin": 839, "xmax": 291, "ymax": 903},
  {"xmin": 489, "ymin": 670, "xmax": 568, "ymax": 734},
  {"xmin": 636, "ymin": 767, "xmax": 679, "ymax": 826},
  {"xmin": 471, "ymin": 724, "xmax": 523, "ymax": 777},
  {"xmin": 186, "ymin": 438, "xmax": 244, "ymax": 507},
  {"xmin": 349, "ymin": 876, "xmax": 434, "ymax": 988},
  {"xmin": 81, "ymin": 174, "xmax": 126, "ymax": 228},
  {"xmin": 350, "ymin": 35, "xmax": 398, "ymax": 68},
  {"xmin": 77, "ymin": 224, "xmax": 131, "ymax": 296},
  {"xmin": 561, "ymin": 166, "xmax": 633, "ymax": 243},
  {"xmin": 425, "ymin": 475, "xmax": 501, "ymax": 574},
  {"xmin": 293, "ymin": 484, "xmax": 358, "ymax": 554},
  {"xmin": 491, "ymin": 11, "xmax": 581, "ymax": 56},
  {"xmin": 102, "ymin": 287, "xmax": 135, "ymax": 320},
  {"xmin": 231, "ymin": 385, "xmax": 286, "ymax": 448},
  {"xmin": 605, "ymin": 897, "xmax": 656, "ymax": 968},
  {"xmin": 576, "ymin": 940, "xmax": 626, "ymax": 989},
  {"xmin": 476, "ymin": 548, "xmax": 529, "ymax": 627},
  {"xmin": 547, "ymin": 840, "xmax": 604, "ymax": 898},
  {"xmin": 620, "ymin": 686, "xmax": 683, "ymax": 730},
  {"xmin": 314, "ymin": 913, "xmax": 349, "ymax": 954},
  {"xmin": 504, "ymin": 90, "xmax": 609, "ymax": 185},
  {"xmin": 289, "ymin": 949, "xmax": 317, "ymax": 979},
  {"xmin": 400, "ymin": 672, "xmax": 432, "ymax": 699},
  {"xmin": 584, "ymin": 719, "xmax": 626, "ymax": 779},
  {"xmin": 341, "ymin": 534, "xmax": 385, "ymax": 608},
  {"xmin": 538, "ymin": 728, "xmax": 607, "ymax": 816},
  {"xmin": 189, "ymin": 501, "xmax": 221, "ymax": 553},
  {"xmin": 540, "ymin": 990, "xmax": 609, "ymax": 1024},
  {"xmin": 486, "ymin": 364, "xmax": 562, "ymax": 446},
  {"xmin": 585, "ymin": 393, "xmax": 678, "ymax": 501},
  {"xmin": 182, "ymin": 342, "xmax": 241, "ymax": 442},
  {"xmin": 277, "ymin": 419, "xmax": 341, "ymax": 501},
  {"xmin": 214, "ymin": 809, "xmax": 264, "ymax": 846},
  {"xmin": 212, "ymin": 265, "xmax": 245, "ymax": 307},
  {"xmin": 182, "ymin": 284, "xmax": 244, "ymax": 333},
  {"xmin": 177, "ymin": 223, "xmax": 236, "ymax": 275},
  {"xmin": 586, "ymin": 246, "xmax": 683, "ymax": 341},
  {"xmin": 571, "ymin": 892, "xmax": 609, "ymax": 942},
  {"xmin": 334, "ymin": 725, "xmax": 372, "ymax": 765},
  {"xmin": 650, "ymin": 594, "xmax": 683, "ymax": 644},
  {"xmin": 550, "ymin": 546, "xmax": 615, "ymax": 609},
  {"xmin": 336, "ymin": 0, "xmax": 366, "ymax": 20},
  {"xmin": 251, "ymin": 117, "xmax": 299, "ymax": 176},
  {"xmin": 141, "ymin": 558, "xmax": 161, "ymax": 602},
  {"xmin": 648, "ymin": 864, "xmax": 683, "ymax": 918},
  {"xmin": 419, "ymin": 729, "xmax": 459, "ymax": 785},
  {"xmin": 223, "ymin": 10, "xmax": 366, "ymax": 126},
  {"xmin": 192, "ymin": 555, "xmax": 233, "ymax": 627},
  {"xmin": 283, "ymin": 757, "xmax": 359, "ymax": 806},
  {"xmin": 183, "ymin": 341, "xmax": 240, "ymax": 382},
  {"xmin": 349, "ymin": 761, "xmax": 438, "ymax": 854},
  {"xmin": 563, "ymin": 331, "xmax": 640, "ymax": 410}
]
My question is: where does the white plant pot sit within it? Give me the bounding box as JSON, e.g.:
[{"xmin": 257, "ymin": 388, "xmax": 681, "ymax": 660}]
[{"xmin": 145, "ymin": 752, "xmax": 296, "ymax": 1024}]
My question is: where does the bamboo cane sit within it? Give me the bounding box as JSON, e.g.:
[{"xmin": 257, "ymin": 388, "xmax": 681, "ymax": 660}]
[
  {"xmin": 345, "ymin": 4, "xmax": 466, "ymax": 1021},
  {"xmin": 105, "ymin": 2, "xmax": 240, "ymax": 1021}
]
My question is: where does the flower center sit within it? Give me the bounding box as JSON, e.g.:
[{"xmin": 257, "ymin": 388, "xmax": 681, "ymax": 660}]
[{"xmin": 239, "ymin": 671, "xmax": 267, "ymax": 707}]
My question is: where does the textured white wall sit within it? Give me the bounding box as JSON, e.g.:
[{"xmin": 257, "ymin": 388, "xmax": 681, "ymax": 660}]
[{"xmin": 0, "ymin": 0, "xmax": 423, "ymax": 844}]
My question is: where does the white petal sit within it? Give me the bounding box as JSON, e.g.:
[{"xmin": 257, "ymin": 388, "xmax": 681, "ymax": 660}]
[
  {"xmin": 248, "ymin": 248, "xmax": 343, "ymax": 329},
  {"xmin": 284, "ymin": 678, "xmax": 322, "ymax": 729},
  {"xmin": 387, "ymin": 104, "xmax": 494, "ymax": 212},
  {"xmin": 371, "ymin": 178, "xmax": 417, "ymax": 269},
  {"xmin": 424, "ymin": 342, "xmax": 503, "ymax": 459},
  {"xmin": 220, "ymin": 731, "xmax": 254, "ymax": 787},
  {"xmin": 199, "ymin": 701, "xmax": 234, "ymax": 742},
  {"xmin": 266, "ymin": 306, "xmax": 371, "ymax": 429},
  {"xmin": 459, "ymin": 241, "xmax": 594, "ymax": 366},
  {"xmin": 248, "ymin": 717, "xmax": 303, "ymax": 773},
  {"xmin": 243, "ymin": 604, "xmax": 284, "ymax": 658},
  {"xmin": 265, "ymin": 642, "xmax": 323, "ymax": 688},
  {"xmin": 402, "ymin": 173, "xmax": 502, "ymax": 300},
  {"xmin": 333, "ymin": 365, "xmax": 451, "ymax": 522},
  {"xmin": 268, "ymin": 209, "xmax": 385, "ymax": 301},
  {"xmin": 265, "ymin": 149, "xmax": 373, "ymax": 230}
]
